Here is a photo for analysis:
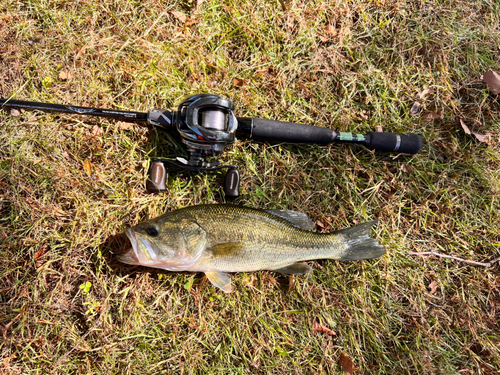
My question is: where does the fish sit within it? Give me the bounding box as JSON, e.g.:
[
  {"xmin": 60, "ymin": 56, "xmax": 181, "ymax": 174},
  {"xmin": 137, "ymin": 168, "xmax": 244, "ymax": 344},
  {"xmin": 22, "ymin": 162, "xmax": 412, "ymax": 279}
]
[{"xmin": 117, "ymin": 204, "xmax": 386, "ymax": 293}]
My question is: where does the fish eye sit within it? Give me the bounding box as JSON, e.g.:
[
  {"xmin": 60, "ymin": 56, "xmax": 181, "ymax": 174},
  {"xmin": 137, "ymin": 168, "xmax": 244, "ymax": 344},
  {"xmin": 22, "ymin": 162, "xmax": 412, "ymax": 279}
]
[{"xmin": 147, "ymin": 226, "xmax": 159, "ymax": 237}]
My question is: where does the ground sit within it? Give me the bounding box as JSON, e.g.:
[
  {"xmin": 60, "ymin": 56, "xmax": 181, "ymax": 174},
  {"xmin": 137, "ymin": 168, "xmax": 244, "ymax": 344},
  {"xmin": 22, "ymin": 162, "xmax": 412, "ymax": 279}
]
[{"xmin": 1, "ymin": 0, "xmax": 500, "ymax": 374}]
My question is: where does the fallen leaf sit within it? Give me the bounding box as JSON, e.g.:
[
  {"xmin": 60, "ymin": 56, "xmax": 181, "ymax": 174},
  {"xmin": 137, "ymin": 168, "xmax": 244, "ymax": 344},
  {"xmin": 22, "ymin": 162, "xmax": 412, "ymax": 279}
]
[
  {"xmin": 460, "ymin": 118, "xmax": 472, "ymax": 135},
  {"xmin": 59, "ymin": 70, "xmax": 73, "ymax": 81},
  {"xmin": 312, "ymin": 321, "xmax": 336, "ymax": 336},
  {"xmin": 375, "ymin": 125, "xmax": 383, "ymax": 132},
  {"xmin": 233, "ymin": 77, "xmax": 245, "ymax": 87},
  {"xmin": 196, "ymin": 0, "xmax": 205, "ymax": 7},
  {"xmin": 316, "ymin": 221, "xmax": 325, "ymax": 229},
  {"xmin": 418, "ymin": 87, "xmax": 434, "ymax": 99},
  {"xmin": 417, "ymin": 44, "xmax": 428, "ymax": 56},
  {"xmin": 473, "ymin": 133, "xmax": 490, "ymax": 144},
  {"xmin": 318, "ymin": 35, "xmax": 329, "ymax": 43},
  {"xmin": 10, "ymin": 108, "xmax": 21, "ymax": 116},
  {"xmin": 482, "ymin": 70, "xmax": 500, "ymax": 95},
  {"xmin": 116, "ymin": 121, "xmax": 133, "ymax": 130},
  {"xmin": 400, "ymin": 164, "xmax": 413, "ymax": 174},
  {"xmin": 339, "ymin": 353, "xmax": 355, "ymax": 375},
  {"xmin": 428, "ymin": 280, "xmax": 438, "ymax": 295},
  {"xmin": 423, "ymin": 111, "xmax": 441, "ymax": 120},
  {"xmin": 460, "ymin": 119, "xmax": 491, "ymax": 144},
  {"xmin": 325, "ymin": 24, "xmax": 336, "ymax": 35},
  {"xmin": 83, "ymin": 159, "xmax": 92, "ymax": 176},
  {"xmin": 91, "ymin": 125, "xmax": 103, "ymax": 137},
  {"xmin": 410, "ymin": 102, "xmax": 421, "ymax": 116},
  {"xmin": 171, "ymin": 11, "xmax": 187, "ymax": 23}
]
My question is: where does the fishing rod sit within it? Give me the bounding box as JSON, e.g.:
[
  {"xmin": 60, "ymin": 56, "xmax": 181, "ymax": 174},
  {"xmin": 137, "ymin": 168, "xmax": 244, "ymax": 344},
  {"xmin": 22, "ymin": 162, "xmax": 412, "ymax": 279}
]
[{"xmin": 0, "ymin": 94, "xmax": 423, "ymax": 196}]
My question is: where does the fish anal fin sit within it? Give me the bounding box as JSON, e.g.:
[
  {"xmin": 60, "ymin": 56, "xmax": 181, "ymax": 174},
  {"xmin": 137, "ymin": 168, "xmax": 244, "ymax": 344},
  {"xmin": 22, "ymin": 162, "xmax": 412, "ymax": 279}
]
[
  {"xmin": 271, "ymin": 262, "xmax": 312, "ymax": 275},
  {"xmin": 205, "ymin": 271, "xmax": 232, "ymax": 293},
  {"xmin": 266, "ymin": 209, "xmax": 316, "ymax": 231}
]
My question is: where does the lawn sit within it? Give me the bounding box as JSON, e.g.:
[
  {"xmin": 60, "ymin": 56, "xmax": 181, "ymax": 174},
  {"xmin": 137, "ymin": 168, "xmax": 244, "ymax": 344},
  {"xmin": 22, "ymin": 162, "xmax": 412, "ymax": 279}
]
[{"xmin": 1, "ymin": 0, "xmax": 499, "ymax": 373}]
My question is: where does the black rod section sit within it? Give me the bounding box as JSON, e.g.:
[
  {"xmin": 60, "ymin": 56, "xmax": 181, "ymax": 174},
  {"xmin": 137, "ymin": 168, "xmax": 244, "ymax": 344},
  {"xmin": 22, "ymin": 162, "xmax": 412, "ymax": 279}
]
[{"xmin": 0, "ymin": 98, "xmax": 148, "ymax": 122}]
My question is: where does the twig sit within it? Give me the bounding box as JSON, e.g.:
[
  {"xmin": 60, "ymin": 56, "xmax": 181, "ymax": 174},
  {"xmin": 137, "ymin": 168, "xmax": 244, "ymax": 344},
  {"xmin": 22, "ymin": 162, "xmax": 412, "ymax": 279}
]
[{"xmin": 407, "ymin": 251, "xmax": 500, "ymax": 268}]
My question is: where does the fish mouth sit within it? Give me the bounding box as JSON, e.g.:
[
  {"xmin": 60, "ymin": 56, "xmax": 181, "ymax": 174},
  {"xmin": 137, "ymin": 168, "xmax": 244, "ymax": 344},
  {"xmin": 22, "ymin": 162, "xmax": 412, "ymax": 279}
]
[{"xmin": 117, "ymin": 229, "xmax": 158, "ymax": 265}]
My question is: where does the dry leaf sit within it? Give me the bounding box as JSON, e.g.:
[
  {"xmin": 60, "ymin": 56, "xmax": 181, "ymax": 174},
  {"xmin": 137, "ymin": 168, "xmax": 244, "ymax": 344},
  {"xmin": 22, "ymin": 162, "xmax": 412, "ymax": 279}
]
[
  {"xmin": 418, "ymin": 87, "xmax": 434, "ymax": 99},
  {"xmin": 10, "ymin": 108, "xmax": 21, "ymax": 116},
  {"xmin": 233, "ymin": 77, "xmax": 245, "ymax": 87},
  {"xmin": 423, "ymin": 111, "xmax": 441, "ymax": 120},
  {"xmin": 428, "ymin": 280, "xmax": 438, "ymax": 295},
  {"xmin": 473, "ymin": 133, "xmax": 490, "ymax": 144},
  {"xmin": 116, "ymin": 121, "xmax": 133, "ymax": 130},
  {"xmin": 460, "ymin": 118, "xmax": 471, "ymax": 135},
  {"xmin": 171, "ymin": 11, "xmax": 187, "ymax": 23},
  {"xmin": 325, "ymin": 24, "xmax": 336, "ymax": 35},
  {"xmin": 316, "ymin": 221, "xmax": 325, "ymax": 229},
  {"xmin": 460, "ymin": 119, "xmax": 490, "ymax": 144},
  {"xmin": 83, "ymin": 159, "xmax": 92, "ymax": 176},
  {"xmin": 339, "ymin": 353, "xmax": 355, "ymax": 375},
  {"xmin": 318, "ymin": 35, "xmax": 329, "ymax": 43},
  {"xmin": 375, "ymin": 125, "xmax": 383, "ymax": 132},
  {"xmin": 91, "ymin": 125, "xmax": 103, "ymax": 137},
  {"xmin": 196, "ymin": 0, "xmax": 205, "ymax": 7},
  {"xmin": 312, "ymin": 321, "xmax": 336, "ymax": 336},
  {"xmin": 482, "ymin": 70, "xmax": 500, "ymax": 95},
  {"xmin": 400, "ymin": 164, "xmax": 413, "ymax": 174},
  {"xmin": 410, "ymin": 102, "xmax": 421, "ymax": 116},
  {"xmin": 417, "ymin": 44, "xmax": 428, "ymax": 56},
  {"xmin": 59, "ymin": 70, "xmax": 73, "ymax": 81}
]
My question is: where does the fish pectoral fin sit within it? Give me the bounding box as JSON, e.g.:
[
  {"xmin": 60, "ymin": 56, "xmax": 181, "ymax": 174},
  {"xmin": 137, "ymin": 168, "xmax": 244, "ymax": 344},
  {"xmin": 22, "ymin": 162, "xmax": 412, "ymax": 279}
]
[
  {"xmin": 271, "ymin": 262, "xmax": 312, "ymax": 275},
  {"xmin": 205, "ymin": 271, "xmax": 232, "ymax": 293}
]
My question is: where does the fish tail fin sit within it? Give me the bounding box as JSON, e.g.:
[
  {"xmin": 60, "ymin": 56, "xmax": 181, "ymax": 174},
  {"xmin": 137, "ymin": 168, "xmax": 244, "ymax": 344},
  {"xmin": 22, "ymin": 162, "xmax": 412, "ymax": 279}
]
[{"xmin": 332, "ymin": 220, "xmax": 386, "ymax": 261}]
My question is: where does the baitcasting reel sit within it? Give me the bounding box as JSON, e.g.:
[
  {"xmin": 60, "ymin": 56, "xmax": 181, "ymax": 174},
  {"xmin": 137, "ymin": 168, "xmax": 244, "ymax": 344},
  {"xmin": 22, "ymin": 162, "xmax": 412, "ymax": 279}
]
[
  {"xmin": 1, "ymin": 94, "xmax": 424, "ymax": 198},
  {"xmin": 145, "ymin": 94, "xmax": 240, "ymax": 196}
]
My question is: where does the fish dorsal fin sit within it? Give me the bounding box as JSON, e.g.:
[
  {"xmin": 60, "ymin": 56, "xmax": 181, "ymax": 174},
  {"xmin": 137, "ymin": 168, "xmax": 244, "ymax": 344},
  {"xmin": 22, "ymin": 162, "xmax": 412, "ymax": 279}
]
[
  {"xmin": 205, "ymin": 271, "xmax": 232, "ymax": 293},
  {"xmin": 266, "ymin": 209, "xmax": 316, "ymax": 231},
  {"xmin": 271, "ymin": 262, "xmax": 313, "ymax": 275}
]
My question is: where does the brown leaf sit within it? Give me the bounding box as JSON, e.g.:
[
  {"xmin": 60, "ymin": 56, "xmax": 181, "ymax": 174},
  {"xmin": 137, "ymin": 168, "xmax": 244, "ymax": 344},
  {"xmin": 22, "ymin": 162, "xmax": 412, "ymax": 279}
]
[
  {"xmin": 482, "ymin": 70, "xmax": 500, "ymax": 95},
  {"xmin": 83, "ymin": 159, "xmax": 92, "ymax": 176},
  {"xmin": 418, "ymin": 87, "xmax": 434, "ymax": 99},
  {"xmin": 400, "ymin": 163, "xmax": 413, "ymax": 174},
  {"xmin": 312, "ymin": 321, "xmax": 336, "ymax": 336},
  {"xmin": 473, "ymin": 132, "xmax": 490, "ymax": 144},
  {"xmin": 460, "ymin": 119, "xmax": 491, "ymax": 144},
  {"xmin": 171, "ymin": 11, "xmax": 187, "ymax": 23},
  {"xmin": 233, "ymin": 77, "xmax": 245, "ymax": 87},
  {"xmin": 196, "ymin": 0, "xmax": 205, "ymax": 7},
  {"xmin": 318, "ymin": 35, "xmax": 329, "ymax": 43},
  {"xmin": 423, "ymin": 111, "xmax": 441, "ymax": 120},
  {"xmin": 10, "ymin": 108, "xmax": 21, "ymax": 116},
  {"xmin": 375, "ymin": 125, "xmax": 383, "ymax": 132},
  {"xmin": 91, "ymin": 125, "xmax": 103, "ymax": 137},
  {"xmin": 428, "ymin": 280, "xmax": 438, "ymax": 295},
  {"xmin": 339, "ymin": 352, "xmax": 355, "ymax": 375},
  {"xmin": 325, "ymin": 24, "xmax": 336, "ymax": 35},
  {"xmin": 116, "ymin": 121, "xmax": 133, "ymax": 130},
  {"xmin": 460, "ymin": 118, "xmax": 471, "ymax": 135},
  {"xmin": 417, "ymin": 44, "xmax": 428, "ymax": 56},
  {"xmin": 59, "ymin": 70, "xmax": 73, "ymax": 81},
  {"xmin": 410, "ymin": 102, "xmax": 421, "ymax": 116}
]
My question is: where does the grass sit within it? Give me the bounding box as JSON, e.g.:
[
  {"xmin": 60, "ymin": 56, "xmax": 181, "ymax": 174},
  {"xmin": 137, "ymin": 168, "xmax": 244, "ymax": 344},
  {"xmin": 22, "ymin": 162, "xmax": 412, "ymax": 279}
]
[{"xmin": 1, "ymin": 0, "xmax": 500, "ymax": 373}]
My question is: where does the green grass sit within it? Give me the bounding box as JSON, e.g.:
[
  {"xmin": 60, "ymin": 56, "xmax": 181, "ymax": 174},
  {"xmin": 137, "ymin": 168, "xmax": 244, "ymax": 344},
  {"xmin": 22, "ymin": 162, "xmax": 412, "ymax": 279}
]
[{"xmin": 1, "ymin": 0, "xmax": 500, "ymax": 373}]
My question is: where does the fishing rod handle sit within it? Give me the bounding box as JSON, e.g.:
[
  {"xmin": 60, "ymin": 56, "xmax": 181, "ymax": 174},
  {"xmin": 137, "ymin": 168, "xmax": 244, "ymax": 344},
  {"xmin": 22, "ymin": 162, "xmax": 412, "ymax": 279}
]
[
  {"xmin": 365, "ymin": 132, "xmax": 423, "ymax": 154},
  {"xmin": 240, "ymin": 118, "xmax": 337, "ymax": 144}
]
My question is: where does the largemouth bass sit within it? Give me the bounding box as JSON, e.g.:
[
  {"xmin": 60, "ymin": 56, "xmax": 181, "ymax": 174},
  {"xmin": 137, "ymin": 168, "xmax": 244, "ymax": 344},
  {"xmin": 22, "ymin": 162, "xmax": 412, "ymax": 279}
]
[{"xmin": 117, "ymin": 204, "xmax": 385, "ymax": 292}]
